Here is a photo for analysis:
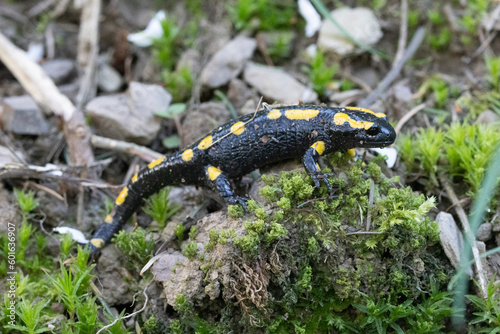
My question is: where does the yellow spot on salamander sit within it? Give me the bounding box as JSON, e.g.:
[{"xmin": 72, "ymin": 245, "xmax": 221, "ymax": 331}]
[
  {"xmin": 230, "ymin": 121, "xmax": 245, "ymax": 135},
  {"xmin": 148, "ymin": 156, "xmax": 165, "ymax": 169},
  {"xmin": 91, "ymin": 238, "xmax": 104, "ymax": 248},
  {"xmin": 131, "ymin": 173, "xmax": 138, "ymax": 183},
  {"xmin": 347, "ymin": 148, "xmax": 356, "ymax": 157},
  {"xmin": 345, "ymin": 106, "xmax": 386, "ymax": 118},
  {"xmin": 198, "ymin": 136, "xmax": 213, "ymax": 150},
  {"xmin": 116, "ymin": 187, "xmax": 128, "ymax": 205},
  {"xmin": 334, "ymin": 112, "xmax": 374, "ymax": 130},
  {"xmin": 285, "ymin": 108, "xmax": 319, "ymax": 120},
  {"xmin": 207, "ymin": 166, "xmax": 222, "ymax": 181},
  {"xmin": 311, "ymin": 141, "xmax": 325, "ymax": 155},
  {"xmin": 316, "ymin": 163, "xmax": 321, "ymax": 170},
  {"xmin": 182, "ymin": 149, "xmax": 193, "ymax": 162},
  {"xmin": 105, "ymin": 214, "xmax": 113, "ymax": 224},
  {"xmin": 267, "ymin": 109, "xmax": 282, "ymax": 119}
]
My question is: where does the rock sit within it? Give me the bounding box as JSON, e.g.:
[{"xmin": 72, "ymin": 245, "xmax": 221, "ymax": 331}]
[
  {"xmin": 392, "ymin": 81, "xmax": 413, "ymax": 103},
  {"xmin": 41, "ymin": 59, "xmax": 76, "ymax": 85},
  {"xmin": 0, "ymin": 183, "xmax": 19, "ymax": 234},
  {"xmin": 353, "ymin": 67, "xmax": 379, "ymax": 89},
  {"xmin": 227, "ymin": 78, "xmax": 258, "ymax": 111},
  {"xmin": 176, "ymin": 49, "xmax": 202, "ymax": 74},
  {"xmin": 328, "ymin": 89, "xmax": 364, "ymax": 103},
  {"xmin": 57, "ymin": 80, "xmax": 80, "ymax": 103},
  {"xmin": 436, "ymin": 212, "xmax": 466, "ymax": 271},
  {"xmin": 0, "ymin": 145, "xmax": 24, "ymax": 166},
  {"xmin": 243, "ymin": 62, "xmax": 317, "ymax": 104},
  {"xmin": 1, "ymin": 95, "xmax": 50, "ymax": 135},
  {"xmin": 476, "ymin": 110, "xmax": 500, "ymax": 125},
  {"xmin": 181, "ymin": 102, "xmax": 230, "ymax": 146},
  {"xmin": 85, "ymin": 82, "xmax": 171, "ymax": 144},
  {"xmin": 157, "ymin": 256, "xmax": 205, "ymax": 306},
  {"xmin": 201, "ymin": 35, "xmax": 257, "ymax": 88},
  {"xmin": 198, "ymin": 20, "xmax": 232, "ymax": 56},
  {"xmin": 97, "ymin": 63, "xmax": 124, "ymax": 93},
  {"xmin": 318, "ymin": 7, "xmax": 383, "ymax": 56},
  {"xmin": 151, "ymin": 251, "xmax": 188, "ymax": 282},
  {"xmin": 476, "ymin": 222, "xmax": 492, "ymax": 241},
  {"xmin": 96, "ymin": 246, "xmax": 134, "ymax": 305}
]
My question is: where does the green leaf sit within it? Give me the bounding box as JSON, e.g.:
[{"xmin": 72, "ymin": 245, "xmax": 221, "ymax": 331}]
[
  {"xmin": 162, "ymin": 135, "xmax": 180, "ymax": 149},
  {"xmin": 156, "ymin": 103, "xmax": 186, "ymax": 118}
]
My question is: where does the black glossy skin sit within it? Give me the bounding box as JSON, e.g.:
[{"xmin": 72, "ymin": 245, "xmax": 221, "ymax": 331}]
[{"xmin": 89, "ymin": 105, "xmax": 396, "ymax": 253}]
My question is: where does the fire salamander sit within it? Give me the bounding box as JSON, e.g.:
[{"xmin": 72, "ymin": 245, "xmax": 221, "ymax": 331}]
[{"xmin": 89, "ymin": 105, "xmax": 396, "ymax": 253}]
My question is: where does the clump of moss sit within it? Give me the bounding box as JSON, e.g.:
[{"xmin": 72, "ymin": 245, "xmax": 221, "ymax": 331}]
[
  {"xmin": 398, "ymin": 123, "xmax": 500, "ymax": 195},
  {"xmin": 169, "ymin": 154, "xmax": 452, "ymax": 332}
]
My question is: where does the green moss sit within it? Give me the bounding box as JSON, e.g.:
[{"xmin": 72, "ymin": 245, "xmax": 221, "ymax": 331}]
[
  {"xmin": 228, "ymin": 204, "xmax": 244, "ymax": 218},
  {"xmin": 174, "ymin": 224, "xmax": 185, "ymax": 241},
  {"xmin": 171, "ymin": 155, "xmax": 452, "ymax": 332},
  {"xmin": 182, "ymin": 241, "xmax": 198, "ymax": 260},
  {"xmin": 113, "ymin": 227, "xmax": 154, "ymax": 264},
  {"xmin": 398, "ymin": 123, "xmax": 500, "ymax": 195}
]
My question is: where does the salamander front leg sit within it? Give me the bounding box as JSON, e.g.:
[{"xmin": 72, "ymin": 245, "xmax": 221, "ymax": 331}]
[
  {"xmin": 205, "ymin": 165, "xmax": 250, "ymax": 210},
  {"xmin": 302, "ymin": 141, "xmax": 333, "ymax": 196}
]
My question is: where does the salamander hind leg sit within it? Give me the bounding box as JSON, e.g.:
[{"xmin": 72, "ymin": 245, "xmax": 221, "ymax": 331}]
[
  {"xmin": 205, "ymin": 165, "xmax": 250, "ymax": 211},
  {"xmin": 303, "ymin": 141, "xmax": 333, "ymax": 196}
]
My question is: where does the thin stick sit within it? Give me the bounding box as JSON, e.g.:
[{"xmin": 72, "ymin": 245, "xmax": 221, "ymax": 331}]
[
  {"xmin": 90, "ymin": 135, "xmax": 163, "ymax": 161},
  {"xmin": 393, "ymin": 0, "xmax": 408, "ymax": 65},
  {"xmin": 439, "ymin": 173, "xmax": 487, "ymax": 298},
  {"xmin": 394, "ymin": 103, "xmax": 426, "ymax": 134},
  {"xmin": 0, "ymin": 32, "xmax": 95, "ymax": 166},
  {"xmin": 76, "ymin": 0, "xmax": 101, "ymax": 108},
  {"xmin": 357, "ymin": 27, "xmax": 426, "ymax": 108}
]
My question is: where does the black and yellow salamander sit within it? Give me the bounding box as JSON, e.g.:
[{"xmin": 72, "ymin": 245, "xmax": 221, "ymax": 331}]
[{"xmin": 89, "ymin": 105, "xmax": 396, "ymax": 253}]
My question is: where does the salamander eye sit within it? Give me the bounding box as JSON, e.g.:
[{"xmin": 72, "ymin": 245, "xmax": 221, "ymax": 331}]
[{"xmin": 366, "ymin": 124, "xmax": 380, "ymax": 136}]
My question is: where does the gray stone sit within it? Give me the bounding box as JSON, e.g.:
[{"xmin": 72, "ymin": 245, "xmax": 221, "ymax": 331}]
[
  {"xmin": 97, "ymin": 63, "xmax": 124, "ymax": 93},
  {"xmin": 201, "ymin": 35, "xmax": 257, "ymax": 88},
  {"xmin": 96, "ymin": 246, "xmax": 134, "ymax": 305},
  {"xmin": 392, "ymin": 81, "xmax": 413, "ymax": 102},
  {"xmin": 227, "ymin": 78, "xmax": 258, "ymax": 111},
  {"xmin": 151, "ymin": 251, "xmax": 188, "ymax": 282},
  {"xmin": 85, "ymin": 82, "xmax": 171, "ymax": 144},
  {"xmin": 41, "ymin": 59, "xmax": 76, "ymax": 85},
  {"xmin": 243, "ymin": 62, "xmax": 318, "ymax": 104},
  {"xmin": 353, "ymin": 67, "xmax": 379, "ymax": 89},
  {"xmin": 176, "ymin": 48, "xmax": 202, "ymax": 74},
  {"xmin": 476, "ymin": 222, "xmax": 492, "ymax": 241},
  {"xmin": 318, "ymin": 7, "xmax": 383, "ymax": 56},
  {"xmin": 181, "ymin": 102, "xmax": 230, "ymax": 146},
  {"xmin": 0, "ymin": 145, "xmax": 24, "ymax": 166},
  {"xmin": 476, "ymin": 110, "xmax": 500, "ymax": 125},
  {"xmin": 328, "ymin": 89, "xmax": 364, "ymax": 103},
  {"xmin": 2, "ymin": 95, "xmax": 50, "ymax": 135}
]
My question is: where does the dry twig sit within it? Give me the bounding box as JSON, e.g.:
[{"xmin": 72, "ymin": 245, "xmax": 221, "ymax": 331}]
[
  {"xmin": 357, "ymin": 27, "xmax": 426, "ymax": 108},
  {"xmin": 90, "ymin": 135, "xmax": 163, "ymax": 161},
  {"xmin": 394, "ymin": 103, "xmax": 426, "ymax": 134},
  {"xmin": 0, "ymin": 32, "xmax": 95, "ymax": 166}
]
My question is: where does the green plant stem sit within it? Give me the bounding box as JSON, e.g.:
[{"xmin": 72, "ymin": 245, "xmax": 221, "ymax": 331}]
[{"xmin": 452, "ymin": 145, "xmax": 500, "ymax": 328}]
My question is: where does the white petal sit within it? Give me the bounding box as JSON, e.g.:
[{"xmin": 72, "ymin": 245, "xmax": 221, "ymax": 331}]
[
  {"xmin": 53, "ymin": 227, "xmax": 89, "ymax": 244},
  {"xmin": 298, "ymin": 0, "xmax": 322, "ymax": 37},
  {"xmin": 370, "ymin": 147, "xmax": 398, "ymax": 168},
  {"xmin": 127, "ymin": 10, "xmax": 166, "ymax": 47}
]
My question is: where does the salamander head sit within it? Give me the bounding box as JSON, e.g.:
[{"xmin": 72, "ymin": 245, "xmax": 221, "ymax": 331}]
[{"xmin": 331, "ymin": 107, "xmax": 396, "ymax": 148}]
